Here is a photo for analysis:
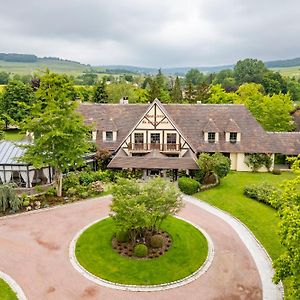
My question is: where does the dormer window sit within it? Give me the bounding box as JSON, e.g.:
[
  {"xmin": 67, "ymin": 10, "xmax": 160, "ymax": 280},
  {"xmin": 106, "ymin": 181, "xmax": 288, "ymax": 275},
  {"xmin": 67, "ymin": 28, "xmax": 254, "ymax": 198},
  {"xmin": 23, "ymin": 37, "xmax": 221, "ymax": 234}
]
[
  {"xmin": 105, "ymin": 131, "xmax": 113, "ymax": 141},
  {"xmin": 229, "ymin": 132, "xmax": 237, "ymax": 143},
  {"xmin": 208, "ymin": 132, "xmax": 216, "ymax": 143}
]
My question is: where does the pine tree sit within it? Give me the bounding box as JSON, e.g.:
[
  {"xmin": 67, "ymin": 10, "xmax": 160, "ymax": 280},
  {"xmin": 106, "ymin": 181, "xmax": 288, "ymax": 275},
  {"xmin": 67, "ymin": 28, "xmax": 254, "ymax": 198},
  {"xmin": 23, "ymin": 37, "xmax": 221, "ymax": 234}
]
[
  {"xmin": 171, "ymin": 76, "xmax": 183, "ymax": 102},
  {"xmin": 185, "ymin": 81, "xmax": 195, "ymax": 103},
  {"xmin": 93, "ymin": 80, "xmax": 108, "ymax": 103}
]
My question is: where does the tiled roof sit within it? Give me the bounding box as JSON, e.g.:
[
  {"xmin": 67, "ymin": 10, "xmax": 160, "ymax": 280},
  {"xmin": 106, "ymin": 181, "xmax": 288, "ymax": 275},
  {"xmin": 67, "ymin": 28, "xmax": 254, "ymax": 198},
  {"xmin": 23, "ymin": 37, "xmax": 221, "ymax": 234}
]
[
  {"xmin": 78, "ymin": 102, "xmax": 300, "ymax": 155},
  {"xmin": 108, "ymin": 155, "xmax": 198, "ymax": 170},
  {"xmin": 267, "ymin": 132, "xmax": 300, "ymax": 155},
  {"xmin": 77, "ymin": 103, "xmax": 148, "ymax": 151},
  {"xmin": 203, "ymin": 118, "xmax": 219, "ymax": 132},
  {"xmin": 224, "ymin": 118, "xmax": 240, "ymax": 132}
]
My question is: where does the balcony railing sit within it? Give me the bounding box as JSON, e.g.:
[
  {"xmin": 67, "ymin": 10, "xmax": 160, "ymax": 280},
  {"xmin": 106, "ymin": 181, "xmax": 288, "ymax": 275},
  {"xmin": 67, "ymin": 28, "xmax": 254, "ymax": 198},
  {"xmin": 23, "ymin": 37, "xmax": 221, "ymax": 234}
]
[{"xmin": 128, "ymin": 143, "xmax": 181, "ymax": 152}]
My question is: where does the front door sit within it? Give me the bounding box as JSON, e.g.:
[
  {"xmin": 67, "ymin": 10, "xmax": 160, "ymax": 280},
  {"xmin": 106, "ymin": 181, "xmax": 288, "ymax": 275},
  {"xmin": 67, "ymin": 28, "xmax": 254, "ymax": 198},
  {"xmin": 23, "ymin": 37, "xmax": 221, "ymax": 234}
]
[{"xmin": 150, "ymin": 133, "xmax": 160, "ymax": 150}]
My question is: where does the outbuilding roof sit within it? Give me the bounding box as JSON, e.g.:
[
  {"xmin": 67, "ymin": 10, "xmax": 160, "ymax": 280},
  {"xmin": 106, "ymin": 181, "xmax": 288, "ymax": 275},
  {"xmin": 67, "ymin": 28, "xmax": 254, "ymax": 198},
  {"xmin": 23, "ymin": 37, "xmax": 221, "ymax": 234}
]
[{"xmin": 0, "ymin": 141, "xmax": 28, "ymax": 166}]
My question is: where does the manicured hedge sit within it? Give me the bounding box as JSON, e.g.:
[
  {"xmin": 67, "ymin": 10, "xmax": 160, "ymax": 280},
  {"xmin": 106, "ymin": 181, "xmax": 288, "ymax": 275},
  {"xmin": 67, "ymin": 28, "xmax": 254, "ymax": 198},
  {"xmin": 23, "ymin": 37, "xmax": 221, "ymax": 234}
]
[
  {"xmin": 243, "ymin": 183, "xmax": 277, "ymax": 208},
  {"xmin": 178, "ymin": 177, "xmax": 200, "ymax": 195}
]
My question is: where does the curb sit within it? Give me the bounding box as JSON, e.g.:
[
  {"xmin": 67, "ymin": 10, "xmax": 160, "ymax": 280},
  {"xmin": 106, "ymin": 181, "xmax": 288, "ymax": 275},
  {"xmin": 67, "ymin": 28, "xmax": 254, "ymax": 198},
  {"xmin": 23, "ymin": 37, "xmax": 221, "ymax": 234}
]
[
  {"xmin": 0, "ymin": 271, "xmax": 27, "ymax": 300},
  {"xmin": 69, "ymin": 216, "xmax": 214, "ymax": 292}
]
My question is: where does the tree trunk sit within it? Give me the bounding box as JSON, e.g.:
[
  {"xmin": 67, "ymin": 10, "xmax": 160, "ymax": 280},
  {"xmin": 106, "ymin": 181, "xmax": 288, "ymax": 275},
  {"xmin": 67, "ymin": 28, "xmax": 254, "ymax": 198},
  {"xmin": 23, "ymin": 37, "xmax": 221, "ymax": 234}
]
[{"xmin": 55, "ymin": 170, "xmax": 63, "ymax": 197}]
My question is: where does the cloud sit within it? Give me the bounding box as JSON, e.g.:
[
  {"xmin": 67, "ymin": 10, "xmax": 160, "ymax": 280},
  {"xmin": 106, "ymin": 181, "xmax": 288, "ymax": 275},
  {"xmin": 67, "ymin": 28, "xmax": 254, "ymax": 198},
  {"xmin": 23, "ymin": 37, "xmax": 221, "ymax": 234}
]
[{"xmin": 0, "ymin": 0, "xmax": 299, "ymax": 67}]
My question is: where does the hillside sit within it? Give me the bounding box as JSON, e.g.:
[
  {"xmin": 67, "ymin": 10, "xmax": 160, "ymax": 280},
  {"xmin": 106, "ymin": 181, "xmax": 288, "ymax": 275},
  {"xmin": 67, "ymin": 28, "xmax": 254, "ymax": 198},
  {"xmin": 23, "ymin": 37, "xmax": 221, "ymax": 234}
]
[
  {"xmin": 0, "ymin": 52, "xmax": 300, "ymax": 77},
  {"xmin": 0, "ymin": 57, "xmax": 89, "ymax": 75}
]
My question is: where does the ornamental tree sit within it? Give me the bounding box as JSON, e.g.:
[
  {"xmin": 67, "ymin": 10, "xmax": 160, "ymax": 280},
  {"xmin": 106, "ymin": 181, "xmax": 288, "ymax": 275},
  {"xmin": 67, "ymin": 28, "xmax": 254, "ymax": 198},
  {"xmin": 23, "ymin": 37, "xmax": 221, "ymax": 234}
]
[
  {"xmin": 197, "ymin": 153, "xmax": 231, "ymax": 184},
  {"xmin": 111, "ymin": 177, "xmax": 183, "ymax": 243},
  {"xmin": 21, "ymin": 72, "xmax": 91, "ymax": 197}
]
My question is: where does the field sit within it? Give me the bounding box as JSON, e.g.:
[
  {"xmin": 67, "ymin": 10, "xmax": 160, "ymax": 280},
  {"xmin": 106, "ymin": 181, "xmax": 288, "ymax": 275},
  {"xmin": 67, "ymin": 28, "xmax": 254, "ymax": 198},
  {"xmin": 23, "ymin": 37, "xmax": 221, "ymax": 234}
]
[
  {"xmin": 271, "ymin": 66, "xmax": 300, "ymax": 79},
  {"xmin": 0, "ymin": 59, "xmax": 89, "ymax": 76}
]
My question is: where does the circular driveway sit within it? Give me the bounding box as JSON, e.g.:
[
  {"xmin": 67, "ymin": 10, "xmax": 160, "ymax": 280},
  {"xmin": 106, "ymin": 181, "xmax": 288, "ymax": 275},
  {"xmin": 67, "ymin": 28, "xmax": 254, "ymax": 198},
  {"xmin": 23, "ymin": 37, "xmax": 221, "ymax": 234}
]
[{"xmin": 0, "ymin": 195, "xmax": 277, "ymax": 299}]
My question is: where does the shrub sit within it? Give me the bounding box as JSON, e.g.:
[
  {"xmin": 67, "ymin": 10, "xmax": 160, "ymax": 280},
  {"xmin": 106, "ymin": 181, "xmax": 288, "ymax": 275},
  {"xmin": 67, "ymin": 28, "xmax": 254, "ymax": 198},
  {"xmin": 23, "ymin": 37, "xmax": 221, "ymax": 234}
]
[
  {"xmin": 22, "ymin": 200, "xmax": 30, "ymax": 207},
  {"xmin": 213, "ymin": 153, "xmax": 231, "ymax": 178},
  {"xmin": 45, "ymin": 187, "xmax": 56, "ymax": 197},
  {"xmin": 80, "ymin": 191, "xmax": 89, "ymax": 199},
  {"xmin": 116, "ymin": 230, "xmax": 129, "ymax": 243},
  {"xmin": 79, "ymin": 171, "xmax": 94, "ymax": 186},
  {"xmin": 66, "ymin": 187, "xmax": 77, "ymax": 197},
  {"xmin": 34, "ymin": 185, "xmax": 43, "ymax": 193},
  {"xmin": 63, "ymin": 172, "xmax": 80, "ymax": 191},
  {"xmin": 89, "ymin": 181, "xmax": 104, "ymax": 193},
  {"xmin": 134, "ymin": 244, "xmax": 148, "ymax": 258},
  {"xmin": 272, "ymin": 169, "xmax": 281, "ymax": 175},
  {"xmin": 0, "ymin": 184, "xmax": 21, "ymax": 212},
  {"xmin": 244, "ymin": 183, "xmax": 277, "ymax": 207},
  {"xmin": 150, "ymin": 235, "xmax": 164, "ymax": 248},
  {"xmin": 178, "ymin": 177, "xmax": 200, "ymax": 195},
  {"xmin": 245, "ymin": 153, "xmax": 273, "ymax": 172},
  {"xmin": 92, "ymin": 170, "xmax": 110, "ymax": 182}
]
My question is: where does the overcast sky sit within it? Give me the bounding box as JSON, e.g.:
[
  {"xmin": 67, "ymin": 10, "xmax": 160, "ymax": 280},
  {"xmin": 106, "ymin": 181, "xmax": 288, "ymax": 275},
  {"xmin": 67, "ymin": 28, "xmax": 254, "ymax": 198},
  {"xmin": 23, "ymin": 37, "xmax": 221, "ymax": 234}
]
[{"xmin": 0, "ymin": 0, "xmax": 299, "ymax": 67}]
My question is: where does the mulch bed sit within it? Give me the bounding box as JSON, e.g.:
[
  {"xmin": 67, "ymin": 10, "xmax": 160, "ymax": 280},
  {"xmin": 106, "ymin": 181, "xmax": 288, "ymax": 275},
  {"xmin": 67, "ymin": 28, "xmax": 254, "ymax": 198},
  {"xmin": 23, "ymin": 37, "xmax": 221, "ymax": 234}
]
[{"xmin": 112, "ymin": 229, "xmax": 172, "ymax": 259}]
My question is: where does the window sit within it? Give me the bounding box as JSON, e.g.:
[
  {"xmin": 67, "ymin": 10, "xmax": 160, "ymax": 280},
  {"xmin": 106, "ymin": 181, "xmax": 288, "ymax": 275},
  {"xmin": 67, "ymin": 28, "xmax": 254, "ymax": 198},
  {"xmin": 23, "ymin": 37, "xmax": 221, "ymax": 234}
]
[
  {"xmin": 134, "ymin": 133, "xmax": 144, "ymax": 144},
  {"xmin": 230, "ymin": 132, "xmax": 237, "ymax": 143},
  {"xmin": 167, "ymin": 133, "xmax": 176, "ymax": 144},
  {"xmin": 208, "ymin": 132, "xmax": 215, "ymax": 143},
  {"xmin": 105, "ymin": 131, "xmax": 113, "ymax": 141},
  {"xmin": 150, "ymin": 133, "xmax": 160, "ymax": 144}
]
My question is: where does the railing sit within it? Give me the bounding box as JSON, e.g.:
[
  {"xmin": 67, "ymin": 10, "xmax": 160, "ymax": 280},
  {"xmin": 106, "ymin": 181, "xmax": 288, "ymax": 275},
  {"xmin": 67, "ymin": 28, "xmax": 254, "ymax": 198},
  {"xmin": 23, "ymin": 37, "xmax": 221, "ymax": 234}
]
[{"xmin": 128, "ymin": 143, "xmax": 181, "ymax": 151}]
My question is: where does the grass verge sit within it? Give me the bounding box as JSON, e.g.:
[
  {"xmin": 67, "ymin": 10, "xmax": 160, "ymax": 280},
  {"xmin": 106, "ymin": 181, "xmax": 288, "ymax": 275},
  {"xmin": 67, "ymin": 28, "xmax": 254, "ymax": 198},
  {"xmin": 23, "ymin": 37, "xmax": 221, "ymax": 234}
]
[{"xmin": 0, "ymin": 279, "xmax": 17, "ymax": 300}]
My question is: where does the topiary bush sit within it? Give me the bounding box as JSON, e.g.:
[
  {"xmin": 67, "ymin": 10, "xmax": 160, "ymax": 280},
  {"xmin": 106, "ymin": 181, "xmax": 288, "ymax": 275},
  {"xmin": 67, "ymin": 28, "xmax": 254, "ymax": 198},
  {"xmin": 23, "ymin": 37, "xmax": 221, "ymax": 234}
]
[
  {"xmin": 150, "ymin": 234, "xmax": 164, "ymax": 248},
  {"xmin": 116, "ymin": 230, "xmax": 129, "ymax": 243},
  {"xmin": 244, "ymin": 183, "xmax": 277, "ymax": 208},
  {"xmin": 272, "ymin": 169, "xmax": 281, "ymax": 175},
  {"xmin": 134, "ymin": 244, "xmax": 148, "ymax": 258},
  {"xmin": 178, "ymin": 177, "xmax": 200, "ymax": 195}
]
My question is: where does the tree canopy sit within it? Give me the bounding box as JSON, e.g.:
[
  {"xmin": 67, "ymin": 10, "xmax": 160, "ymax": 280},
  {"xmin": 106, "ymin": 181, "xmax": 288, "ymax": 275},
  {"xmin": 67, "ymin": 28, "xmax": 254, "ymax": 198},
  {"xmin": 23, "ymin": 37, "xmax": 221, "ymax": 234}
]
[
  {"xmin": 271, "ymin": 156, "xmax": 300, "ymax": 299},
  {"xmin": 21, "ymin": 72, "xmax": 91, "ymax": 197}
]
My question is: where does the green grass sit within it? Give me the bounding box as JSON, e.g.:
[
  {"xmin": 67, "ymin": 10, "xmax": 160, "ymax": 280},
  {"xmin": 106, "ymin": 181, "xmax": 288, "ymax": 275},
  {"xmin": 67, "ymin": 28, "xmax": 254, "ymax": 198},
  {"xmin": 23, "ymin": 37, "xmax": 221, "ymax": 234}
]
[
  {"xmin": 76, "ymin": 216, "xmax": 208, "ymax": 285},
  {"xmin": 195, "ymin": 171, "xmax": 294, "ymax": 261},
  {"xmin": 0, "ymin": 279, "xmax": 17, "ymax": 300},
  {"xmin": 3, "ymin": 129, "xmax": 25, "ymax": 141},
  {"xmin": 271, "ymin": 66, "xmax": 300, "ymax": 79}
]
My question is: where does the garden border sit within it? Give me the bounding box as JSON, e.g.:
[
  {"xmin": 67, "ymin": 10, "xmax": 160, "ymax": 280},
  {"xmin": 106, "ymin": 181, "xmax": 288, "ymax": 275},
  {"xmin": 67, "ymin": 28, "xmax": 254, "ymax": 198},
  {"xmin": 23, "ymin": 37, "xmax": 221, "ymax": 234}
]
[
  {"xmin": 69, "ymin": 215, "xmax": 214, "ymax": 292},
  {"xmin": 0, "ymin": 271, "xmax": 27, "ymax": 300}
]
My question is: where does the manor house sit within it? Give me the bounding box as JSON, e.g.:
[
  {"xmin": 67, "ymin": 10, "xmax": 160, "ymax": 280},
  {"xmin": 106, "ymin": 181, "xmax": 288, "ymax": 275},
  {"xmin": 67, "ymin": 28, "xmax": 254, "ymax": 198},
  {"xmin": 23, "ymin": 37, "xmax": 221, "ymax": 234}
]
[{"xmin": 78, "ymin": 99, "xmax": 300, "ymax": 177}]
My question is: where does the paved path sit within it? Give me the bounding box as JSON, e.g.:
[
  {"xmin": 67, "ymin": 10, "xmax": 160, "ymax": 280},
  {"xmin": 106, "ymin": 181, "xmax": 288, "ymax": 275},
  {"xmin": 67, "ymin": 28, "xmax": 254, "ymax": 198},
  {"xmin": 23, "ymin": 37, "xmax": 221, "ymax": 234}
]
[{"xmin": 0, "ymin": 195, "xmax": 276, "ymax": 300}]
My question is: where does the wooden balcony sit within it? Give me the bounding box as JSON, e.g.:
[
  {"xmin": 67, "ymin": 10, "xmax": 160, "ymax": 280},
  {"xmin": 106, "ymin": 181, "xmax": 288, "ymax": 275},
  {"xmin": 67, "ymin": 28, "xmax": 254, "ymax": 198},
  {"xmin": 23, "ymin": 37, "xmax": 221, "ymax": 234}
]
[{"xmin": 128, "ymin": 143, "xmax": 181, "ymax": 152}]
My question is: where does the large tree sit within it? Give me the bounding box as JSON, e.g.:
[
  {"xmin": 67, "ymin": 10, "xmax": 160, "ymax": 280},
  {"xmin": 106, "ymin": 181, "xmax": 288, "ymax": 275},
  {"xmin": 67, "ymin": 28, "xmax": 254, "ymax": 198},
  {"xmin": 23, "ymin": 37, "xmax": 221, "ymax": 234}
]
[
  {"xmin": 234, "ymin": 58, "xmax": 267, "ymax": 85},
  {"xmin": 93, "ymin": 80, "xmax": 108, "ymax": 103},
  {"xmin": 21, "ymin": 72, "xmax": 90, "ymax": 197},
  {"xmin": 171, "ymin": 76, "xmax": 183, "ymax": 102},
  {"xmin": 235, "ymin": 83, "xmax": 294, "ymax": 131},
  {"xmin": 0, "ymin": 80, "xmax": 35, "ymax": 128},
  {"xmin": 185, "ymin": 68, "xmax": 204, "ymax": 86},
  {"xmin": 271, "ymin": 156, "xmax": 300, "ymax": 299}
]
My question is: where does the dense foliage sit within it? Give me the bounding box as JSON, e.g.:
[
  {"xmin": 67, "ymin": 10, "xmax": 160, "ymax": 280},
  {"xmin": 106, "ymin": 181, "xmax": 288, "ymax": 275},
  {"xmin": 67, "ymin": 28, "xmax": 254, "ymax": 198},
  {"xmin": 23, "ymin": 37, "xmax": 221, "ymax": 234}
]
[
  {"xmin": 178, "ymin": 177, "xmax": 200, "ymax": 195},
  {"xmin": 21, "ymin": 71, "xmax": 91, "ymax": 197},
  {"xmin": 197, "ymin": 153, "xmax": 231, "ymax": 184},
  {"xmin": 270, "ymin": 157, "xmax": 300, "ymax": 299},
  {"xmin": 243, "ymin": 183, "xmax": 277, "ymax": 208},
  {"xmin": 0, "ymin": 184, "xmax": 21, "ymax": 212},
  {"xmin": 111, "ymin": 177, "xmax": 183, "ymax": 243},
  {"xmin": 245, "ymin": 153, "xmax": 273, "ymax": 172}
]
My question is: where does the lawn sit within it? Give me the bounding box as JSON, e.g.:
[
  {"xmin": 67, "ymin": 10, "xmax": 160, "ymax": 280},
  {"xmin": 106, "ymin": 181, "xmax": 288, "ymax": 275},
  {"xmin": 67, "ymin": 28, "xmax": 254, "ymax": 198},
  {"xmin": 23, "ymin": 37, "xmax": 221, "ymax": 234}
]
[
  {"xmin": 0, "ymin": 279, "xmax": 17, "ymax": 300},
  {"xmin": 195, "ymin": 171, "xmax": 294, "ymax": 261},
  {"xmin": 3, "ymin": 129, "xmax": 25, "ymax": 141},
  {"xmin": 76, "ymin": 216, "xmax": 208, "ymax": 285}
]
